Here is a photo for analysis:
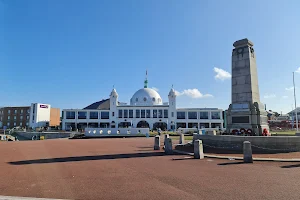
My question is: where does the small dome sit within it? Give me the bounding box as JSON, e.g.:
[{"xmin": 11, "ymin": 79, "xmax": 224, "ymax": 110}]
[
  {"xmin": 110, "ymin": 88, "xmax": 118, "ymax": 97},
  {"xmin": 168, "ymin": 88, "xmax": 176, "ymax": 97},
  {"xmin": 131, "ymin": 88, "xmax": 163, "ymax": 106}
]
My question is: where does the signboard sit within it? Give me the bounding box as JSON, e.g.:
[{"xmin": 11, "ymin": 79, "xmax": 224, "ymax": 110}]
[
  {"xmin": 40, "ymin": 105, "xmax": 49, "ymax": 109},
  {"xmin": 3, "ymin": 126, "xmax": 7, "ymax": 130}
]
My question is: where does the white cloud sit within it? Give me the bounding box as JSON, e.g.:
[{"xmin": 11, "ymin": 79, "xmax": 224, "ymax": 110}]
[
  {"xmin": 151, "ymin": 87, "xmax": 159, "ymax": 92},
  {"xmin": 175, "ymin": 88, "xmax": 213, "ymax": 98},
  {"xmin": 282, "ymin": 96, "xmax": 289, "ymax": 99},
  {"xmin": 213, "ymin": 67, "xmax": 231, "ymax": 81},
  {"xmin": 285, "ymin": 86, "xmax": 296, "ymax": 91},
  {"xmin": 264, "ymin": 94, "xmax": 276, "ymax": 99},
  {"xmin": 296, "ymin": 67, "xmax": 300, "ymax": 73}
]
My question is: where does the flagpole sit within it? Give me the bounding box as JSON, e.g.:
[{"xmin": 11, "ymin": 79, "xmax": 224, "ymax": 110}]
[{"xmin": 293, "ymin": 72, "xmax": 298, "ymax": 132}]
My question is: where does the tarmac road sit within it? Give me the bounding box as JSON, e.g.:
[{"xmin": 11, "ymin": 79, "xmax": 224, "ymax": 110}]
[{"xmin": 0, "ymin": 138, "xmax": 299, "ymax": 200}]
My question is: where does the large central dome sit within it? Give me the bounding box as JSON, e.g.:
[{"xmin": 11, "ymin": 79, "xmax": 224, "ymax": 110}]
[{"xmin": 130, "ymin": 88, "xmax": 163, "ymax": 106}]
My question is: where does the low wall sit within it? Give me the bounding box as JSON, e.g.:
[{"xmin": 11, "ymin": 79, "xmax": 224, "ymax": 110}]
[
  {"xmin": 14, "ymin": 132, "xmax": 71, "ymax": 140},
  {"xmin": 193, "ymin": 134, "xmax": 300, "ymax": 153},
  {"xmin": 85, "ymin": 128, "xmax": 149, "ymax": 137}
]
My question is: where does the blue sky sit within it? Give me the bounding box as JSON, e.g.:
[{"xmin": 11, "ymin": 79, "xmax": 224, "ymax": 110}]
[{"xmin": 1, "ymin": 0, "xmax": 300, "ymax": 114}]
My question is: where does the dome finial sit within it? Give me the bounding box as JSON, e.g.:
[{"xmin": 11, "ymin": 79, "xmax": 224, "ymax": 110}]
[{"xmin": 144, "ymin": 70, "xmax": 148, "ymax": 88}]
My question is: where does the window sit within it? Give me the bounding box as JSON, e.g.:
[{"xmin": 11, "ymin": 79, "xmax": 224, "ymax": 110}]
[
  {"xmin": 20, "ymin": 109, "xmax": 23, "ymax": 114},
  {"xmin": 152, "ymin": 98, "xmax": 155, "ymax": 102},
  {"xmin": 136, "ymin": 98, "xmax": 138, "ymax": 102},
  {"xmin": 200, "ymin": 112, "xmax": 209, "ymax": 119},
  {"xmin": 101, "ymin": 112, "xmax": 109, "ymax": 119},
  {"xmin": 26, "ymin": 122, "xmax": 28, "ymax": 126},
  {"xmin": 153, "ymin": 110, "xmax": 157, "ymax": 118},
  {"xmin": 141, "ymin": 110, "xmax": 145, "ymax": 118},
  {"xmin": 78, "ymin": 112, "xmax": 87, "ymax": 119},
  {"xmin": 171, "ymin": 112, "xmax": 174, "ymax": 117},
  {"xmin": 26, "ymin": 115, "xmax": 29, "ymax": 120},
  {"xmin": 129, "ymin": 110, "xmax": 133, "ymax": 118},
  {"xmin": 14, "ymin": 116, "xmax": 16, "ymax": 120},
  {"xmin": 158, "ymin": 110, "xmax": 163, "ymax": 118},
  {"xmin": 164, "ymin": 110, "xmax": 168, "ymax": 118},
  {"xmin": 7, "ymin": 122, "xmax": 10, "ymax": 126},
  {"xmin": 176, "ymin": 123, "xmax": 186, "ymax": 128},
  {"xmin": 66, "ymin": 111, "xmax": 75, "ymax": 119},
  {"xmin": 20, "ymin": 122, "xmax": 23, "ymax": 126},
  {"xmin": 27, "ymin": 109, "xmax": 30, "ymax": 113},
  {"xmin": 136, "ymin": 110, "xmax": 140, "ymax": 118},
  {"xmin": 13, "ymin": 122, "xmax": 16, "ymax": 126},
  {"xmin": 112, "ymin": 112, "xmax": 114, "ymax": 117},
  {"xmin": 20, "ymin": 116, "xmax": 23, "ymax": 120},
  {"xmin": 118, "ymin": 110, "xmax": 123, "ymax": 118},
  {"xmin": 211, "ymin": 123, "xmax": 222, "ymax": 128},
  {"xmin": 8, "ymin": 110, "xmax": 11, "ymax": 114},
  {"xmin": 14, "ymin": 110, "xmax": 17, "ymax": 114},
  {"xmin": 7, "ymin": 116, "xmax": 10, "ymax": 120},
  {"xmin": 211, "ymin": 112, "xmax": 221, "ymax": 119},
  {"xmin": 188, "ymin": 112, "xmax": 197, "ymax": 119},
  {"xmin": 188, "ymin": 123, "xmax": 198, "ymax": 128},
  {"xmin": 89, "ymin": 112, "xmax": 98, "ymax": 119},
  {"xmin": 146, "ymin": 110, "xmax": 150, "ymax": 118},
  {"xmin": 143, "ymin": 97, "xmax": 147, "ymax": 102},
  {"xmin": 124, "ymin": 110, "xmax": 128, "ymax": 118},
  {"xmin": 0, "ymin": 117, "xmax": 2, "ymax": 121},
  {"xmin": 177, "ymin": 112, "xmax": 186, "ymax": 119},
  {"xmin": 200, "ymin": 123, "xmax": 210, "ymax": 128}
]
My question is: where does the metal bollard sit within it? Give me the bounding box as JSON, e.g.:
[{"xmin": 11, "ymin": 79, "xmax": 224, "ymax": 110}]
[
  {"xmin": 154, "ymin": 135, "xmax": 160, "ymax": 150},
  {"xmin": 179, "ymin": 134, "xmax": 185, "ymax": 144},
  {"xmin": 164, "ymin": 138, "xmax": 173, "ymax": 154},
  {"xmin": 164, "ymin": 134, "xmax": 169, "ymax": 147},
  {"xmin": 194, "ymin": 139, "xmax": 204, "ymax": 159},
  {"xmin": 243, "ymin": 141, "xmax": 253, "ymax": 163}
]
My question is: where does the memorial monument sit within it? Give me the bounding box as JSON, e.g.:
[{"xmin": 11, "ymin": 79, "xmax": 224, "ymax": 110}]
[{"xmin": 226, "ymin": 38, "xmax": 269, "ymax": 135}]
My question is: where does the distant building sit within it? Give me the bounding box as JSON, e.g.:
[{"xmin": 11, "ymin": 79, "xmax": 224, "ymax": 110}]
[
  {"xmin": 0, "ymin": 104, "xmax": 60, "ymax": 129},
  {"xmin": 0, "ymin": 106, "xmax": 31, "ymax": 128},
  {"xmin": 62, "ymin": 75, "xmax": 224, "ymax": 131},
  {"xmin": 288, "ymin": 107, "xmax": 300, "ymax": 121}
]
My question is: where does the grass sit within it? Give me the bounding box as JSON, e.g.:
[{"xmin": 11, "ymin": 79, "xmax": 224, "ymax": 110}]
[{"xmin": 270, "ymin": 130, "xmax": 297, "ymax": 136}]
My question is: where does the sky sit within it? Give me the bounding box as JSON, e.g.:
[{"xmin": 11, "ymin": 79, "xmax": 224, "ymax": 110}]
[{"xmin": 1, "ymin": 0, "xmax": 300, "ymax": 114}]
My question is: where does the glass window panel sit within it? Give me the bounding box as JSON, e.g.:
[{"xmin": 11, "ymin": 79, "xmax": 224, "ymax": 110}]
[
  {"xmin": 136, "ymin": 110, "xmax": 140, "ymax": 118},
  {"xmin": 188, "ymin": 112, "xmax": 197, "ymax": 119},
  {"xmin": 200, "ymin": 112, "xmax": 209, "ymax": 119},
  {"xmin": 118, "ymin": 110, "xmax": 123, "ymax": 118},
  {"xmin": 158, "ymin": 110, "xmax": 163, "ymax": 118},
  {"xmin": 89, "ymin": 112, "xmax": 98, "ymax": 119},
  {"xmin": 211, "ymin": 112, "xmax": 221, "ymax": 119},
  {"xmin": 101, "ymin": 112, "xmax": 109, "ymax": 119},
  {"xmin": 153, "ymin": 110, "xmax": 157, "ymax": 118},
  {"xmin": 124, "ymin": 110, "xmax": 128, "ymax": 118},
  {"xmin": 164, "ymin": 110, "xmax": 168, "ymax": 118},
  {"xmin": 78, "ymin": 112, "xmax": 87, "ymax": 119},
  {"xmin": 146, "ymin": 110, "xmax": 150, "ymax": 118},
  {"xmin": 177, "ymin": 112, "xmax": 186, "ymax": 119},
  {"xmin": 129, "ymin": 110, "xmax": 133, "ymax": 118},
  {"xmin": 141, "ymin": 110, "xmax": 145, "ymax": 118}
]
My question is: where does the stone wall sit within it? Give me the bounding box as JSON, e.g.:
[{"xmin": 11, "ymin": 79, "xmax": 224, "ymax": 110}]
[{"xmin": 193, "ymin": 134, "xmax": 300, "ymax": 153}]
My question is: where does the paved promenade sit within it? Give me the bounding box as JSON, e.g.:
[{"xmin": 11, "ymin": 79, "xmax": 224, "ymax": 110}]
[{"xmin": 0, "ymin": 138, "xmax": 299, "ymax": 200}]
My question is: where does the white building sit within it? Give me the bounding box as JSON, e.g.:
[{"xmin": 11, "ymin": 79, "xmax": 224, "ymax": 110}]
[
  {"xmin": 29, "ymin": 103, "xmax": 51, "ymax": 128},
  {"xmin": 62, "ymin": 78, "xmax": 224, "ymax": 131}
]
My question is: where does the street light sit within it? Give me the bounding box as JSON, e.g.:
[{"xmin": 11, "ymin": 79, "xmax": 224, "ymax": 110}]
[{"xmin": 293, "ymin": 72, "xmax": 299, "ymax": 132}]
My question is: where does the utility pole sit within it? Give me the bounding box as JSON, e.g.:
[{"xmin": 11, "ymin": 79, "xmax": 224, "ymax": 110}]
[{"xmin": 293, "ymin": 72, "xmax": 299, "ymax": 132}]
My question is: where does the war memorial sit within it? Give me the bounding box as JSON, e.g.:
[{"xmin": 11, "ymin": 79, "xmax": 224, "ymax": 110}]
[{"xmin": 192, "ymin": 38, "xmax": 300, "ymax": 153}]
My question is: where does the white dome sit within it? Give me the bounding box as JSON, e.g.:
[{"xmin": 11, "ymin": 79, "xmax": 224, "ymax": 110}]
[{"xmin": 130, "ymin": 88, "xmax": 163, "ymax": 106}]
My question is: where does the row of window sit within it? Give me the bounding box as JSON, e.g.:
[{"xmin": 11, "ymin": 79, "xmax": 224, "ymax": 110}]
[
  {"xmin": 4, "ymin": 116, "xmax": 30, "ymax": 121},
  {"xmin": 0, "ymin": 109, "xmax": 30, "ymax": 115},
  {"xmin": 66, "ymin": 111, "xmax": 109, "ymax": 120},
  {"xmin": 4, "ymin": 122, "xmax": 29, "ymax": 127},
  {"xmin": 176, "ymin": 122, "xmax": 222, "ymax": 128},
  {"xmin": 118, "ymin": 109, "xmax": 169, "ymax": 119},
  {"xmin": 176, "ymin": 111, "xmax": 221, "ymax": 119}
]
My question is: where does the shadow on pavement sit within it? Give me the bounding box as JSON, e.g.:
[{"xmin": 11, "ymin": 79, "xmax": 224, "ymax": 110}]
[
  {"xmin": 218, "ymin": 161, "xmax": 246, "ymax": 166},
  {"xmin": 281, "ymin": 164, "xmax": 300, "ymax": 168},
  {"xmin": 9, "ymin": 152, "xmax": 175, "ymax": 165}
]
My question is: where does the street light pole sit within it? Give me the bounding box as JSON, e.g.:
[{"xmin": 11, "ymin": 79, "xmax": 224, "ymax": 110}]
[{"xmin": 293, "ymin": 72, "xmax": 299, "ymax": 132}]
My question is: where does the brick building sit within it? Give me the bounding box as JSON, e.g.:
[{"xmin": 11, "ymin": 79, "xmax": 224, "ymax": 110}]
[{"xmin": 0, "ymin": 106, "xmax": 31, "ymax": 128}]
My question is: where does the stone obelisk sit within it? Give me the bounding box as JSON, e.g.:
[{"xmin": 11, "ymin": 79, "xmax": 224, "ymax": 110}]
[{"xmin": 226, "ymin": 38, "xmax": 269, "ymax": 135}]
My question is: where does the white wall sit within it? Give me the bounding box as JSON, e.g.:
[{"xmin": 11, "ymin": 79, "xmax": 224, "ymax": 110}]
[{"xmin": 29, "ymin": 103, "xmax": 51, "ymax": 128}]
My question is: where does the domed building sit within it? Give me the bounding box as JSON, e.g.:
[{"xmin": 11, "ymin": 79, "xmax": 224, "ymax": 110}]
[{"xmin": 62, "ymin": 74, "xmax": 224, "ymax": 131}]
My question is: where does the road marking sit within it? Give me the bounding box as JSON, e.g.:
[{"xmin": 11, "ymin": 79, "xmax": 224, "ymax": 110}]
[{"xmin": 0, "ymin": 196, "xmax": 68, "ymax": 200}]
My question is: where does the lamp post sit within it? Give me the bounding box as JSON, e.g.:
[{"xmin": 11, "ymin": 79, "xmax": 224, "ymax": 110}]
[{"xmin": 293, "ymin": 72, "xmax": 299, "ymax": 132}]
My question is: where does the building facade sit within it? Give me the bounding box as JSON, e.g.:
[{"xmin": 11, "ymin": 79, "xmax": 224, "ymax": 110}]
[
  {"xmin": 62, "ymin": 78, "xmax": 224, "ymax": 131},
  {"xmin": 0, "ymin": 104, "xmax": 60, "ymax": 129},
  {"xmin": 0, "ymin": 106, "xmax": 31, "ymax": 128}
]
